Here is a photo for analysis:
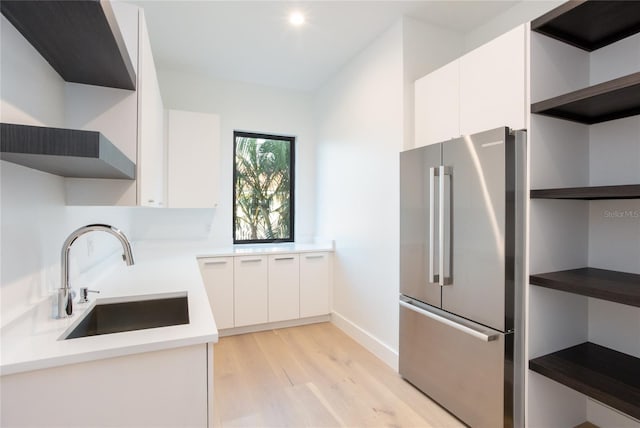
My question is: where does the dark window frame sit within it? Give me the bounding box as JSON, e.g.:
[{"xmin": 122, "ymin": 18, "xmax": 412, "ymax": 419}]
[{"xmin": 233, "ymin": 130, "xmax": 295, "ymax": 244}]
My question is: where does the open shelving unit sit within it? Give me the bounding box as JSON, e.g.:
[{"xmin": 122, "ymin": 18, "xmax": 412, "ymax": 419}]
[
  {"xmin": 530, "ymin": 72, "xmax": 640, "ymax": 124},
  {"xmin": 0, "ymin": 0, "xmax": 136, "ymax": 90},
  {"xmin": 531, "ymin": 0, "xmax": 640, "ymax": 52},
  {"xmin": 530, "ymin": 268, "xmax": 640, "ymax": 308},
  {"xmin": 528, "ymin": 1, "xmax": 640, "ymax": 426},
  {"xmin": 530, "ymin": 185, "xmax": 640, "ymax": 200},
  {"xmin": 0, "ymin": 123, "xmax": 135, "ymax": 179},
  {"xmin": 529, "ymin": 343, "xmax": 640, "ymax": 420}
]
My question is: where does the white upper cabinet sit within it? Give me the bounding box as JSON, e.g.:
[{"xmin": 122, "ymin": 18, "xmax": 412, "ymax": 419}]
[
  {"xmin": 459, "ymin": 25, "xmax": 526, "ymax": 136},
  {"xmin": 414, "ymin": 24, "xmax": 526, "ymax": 148},
  {"xmin": 137, "ymin": 11, "xmax": 165, "ymax": 207},
  {"xmin": 167, "ymin": 109, "xmax": 220, "ymax": 208},
  {"xmin": 415, "ymin": 60, "xmax": 460, "ymax": 148}
]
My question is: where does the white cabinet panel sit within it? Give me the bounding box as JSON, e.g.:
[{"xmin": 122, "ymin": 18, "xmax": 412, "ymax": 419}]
[
  {"xmin": 137, "ymin": 11, "xmax": 164, "ymax": 207},
  {"xmin": 198, "ymin": 257, "xmax": 234, "ymax": 330},
  {"xmin": 268, "ymin": 254, "xmax": 300, "ymax": 322},
  {"xmin": 167, "ymin": 109, "xmax": 220, "ymax": 208},
  {"xmin": 459, "ymin": 25, "xmax": 526, "ymax": 136},
  {"xmin": 415, "ymin": 60, "xmax": 460, "ymax": 148},
  {"xmin": 300, "ymin": 252, "xmax": 330, "ymax": 318},
  {"xmin": 0, "ymin": 345, "xmax": 208, "ymax": 427},
  {"xmin": 234, "ymin": 256, "xmax": 267, "ymax": 327}
]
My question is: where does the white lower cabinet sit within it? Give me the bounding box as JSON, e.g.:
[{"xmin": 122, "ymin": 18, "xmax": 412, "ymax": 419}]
[
  {"xmin": 234, "ymin": 256, "xmax": 268, "ymax": 327},
  {"xmin": 268, "ymin": 255, "xmax": 300, "ymax": 322},
  {"xmin": 198, "ymin": 257, "xmax": 234, "ymax": 329},
  {"xmin": 1, "ymin": 345, "xmax": 210, "ymax": 427},
  {"xmin": 198, "ymin": 251, "xmax": 331, "ymax": 332},
  {"xmin": 300, "ymin": 253, "xmax": 330, "ymax": 318}
]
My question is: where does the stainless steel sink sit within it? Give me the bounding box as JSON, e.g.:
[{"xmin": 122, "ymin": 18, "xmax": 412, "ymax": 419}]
[{"xmin": 63, "ymin": 293, "xmax": 189, "ymax": 339}]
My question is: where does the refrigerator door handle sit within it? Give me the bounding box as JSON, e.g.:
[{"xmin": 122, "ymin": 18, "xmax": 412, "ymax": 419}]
[
  {"xmin": 399, "ymin": 299, "xmax": 499, "ymax": 342},
  {"xmin": 439, "ymin": 166, "xmax": 453, "ymax": 285},
  {"xmin": 429, "ymin": 167, "xmax": 438, "ymax": 283}
]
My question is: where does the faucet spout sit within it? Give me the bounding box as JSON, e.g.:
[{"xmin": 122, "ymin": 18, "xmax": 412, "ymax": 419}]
[{"xmin": 58, "ymin": 224, "xmax": 134, "ymax": 318}]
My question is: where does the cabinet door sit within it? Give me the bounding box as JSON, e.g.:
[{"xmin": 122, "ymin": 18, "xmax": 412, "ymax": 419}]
[
  {"xmin": 300, "ymin": 253, "xmax": 331, "ymax": 318},
  {"xmin": 137, "ymin": 11, "xmax": 165, "ymax": 207},
  {"xmin": 268, "ymin": 254, "xmax": 300, "ymax": 322},
  {"xmin": 198, "ymin": 257, "xmax": 234, "ymax": 329},
  {"xmin": 234, "ymin": 256, "xmax": 267, "ymax": 327},
  {"xmin": 459, "ymin": 24, "xmax": 526, "ymax": 136},
  {"xmin": 167, "ymin": 109, "xmax": 220, "ymax": 208},
  {"xmin": 415, "ymin": 60, "xmax": 460, "ymax": 148}
]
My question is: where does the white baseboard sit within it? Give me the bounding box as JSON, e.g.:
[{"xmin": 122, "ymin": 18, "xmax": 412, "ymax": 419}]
[
  {"xmin": 218, "ymin": 315, "xmax": 331, "ymax": 337},
  {"xmin": 330, "ymin": 311, "xmax": 398, "ymax": 371}
]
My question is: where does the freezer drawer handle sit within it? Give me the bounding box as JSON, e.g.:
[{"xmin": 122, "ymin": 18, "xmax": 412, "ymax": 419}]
[{"xmin": 399, "ymin": 300, "xmax": 498, "ymax": 342}]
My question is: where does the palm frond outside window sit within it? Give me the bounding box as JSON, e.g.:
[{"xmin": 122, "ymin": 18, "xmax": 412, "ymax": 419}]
[{"xmin": 233, "ymin": 131, "xmax": 294, "ymax": 243}]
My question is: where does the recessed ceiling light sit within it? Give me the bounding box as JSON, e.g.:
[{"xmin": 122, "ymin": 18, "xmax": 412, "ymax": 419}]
[{"xmin": 289, "ymin": 11, "xmax": 305, "ymax": 27}]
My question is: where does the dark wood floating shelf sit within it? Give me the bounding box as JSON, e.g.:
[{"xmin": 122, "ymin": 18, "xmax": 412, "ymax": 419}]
[
  {"xmin": 0, "ymin": 0, "xmax": 136, "ymax": 90},
  {"xmin": 531, "ymin": 184, "xmax": 640, "ymax": 200},
  {"xmin": 531, "ymin": 0, "xmax": 640, "ymax": 52},
  {"xmin": 530, "ymin": 268, "xmax": 640, "ymax": 307},
  {"xmin": 1, "ymin": 123, "xmax": 135, "ymax": 179},
  {"xmin": 530, "ymin": 342, "xmax": 640, "ymax": 420},
  {"xmin": 531, "ymin": 72, "xmax": 640, "ymax": 124}
]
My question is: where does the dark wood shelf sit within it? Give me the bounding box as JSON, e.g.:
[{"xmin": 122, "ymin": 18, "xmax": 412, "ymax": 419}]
[
  {"xmin": 530, "ymin": 342, "xmax": 640, "ymax": 420},
  {"xmin": 1, "ymin": 123, "xmax": 135, "ymax": 179},
  {"xmin": 1, "ymin": 0, "xmax": 136, "ymax": 90},
  {"xmin": 531, "ymin": 0, "xmax": 640, "ymax": 52},
  {"xmin": 531, "ymin": 72, "xmax": 640, "ymax": 124},
  {"xmin": 530, "ymin": 184, "xmax": 640, "ymax": 200},
  {"xmin": 530, "ymin": 268, "xmax": 640, "ymax": 307}
]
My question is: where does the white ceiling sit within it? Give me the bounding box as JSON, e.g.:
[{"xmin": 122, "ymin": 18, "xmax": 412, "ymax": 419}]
[{"xmin": 133, "ymin": 1, "xmax": 520, "ymax": 92}]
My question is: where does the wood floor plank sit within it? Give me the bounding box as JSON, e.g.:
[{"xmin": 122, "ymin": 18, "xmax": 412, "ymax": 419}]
[{"xmin": 214, "ymin": 322, "xmax": 463, "ymax": 428}]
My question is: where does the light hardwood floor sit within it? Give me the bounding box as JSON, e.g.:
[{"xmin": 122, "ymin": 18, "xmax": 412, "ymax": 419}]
[{"xmin": 213, "ymin": 322, "xmax": 464, "ymax": 427}]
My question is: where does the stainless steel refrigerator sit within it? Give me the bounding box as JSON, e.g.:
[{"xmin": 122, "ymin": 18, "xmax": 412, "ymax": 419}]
[{"xmin": 399, "ymin": 126, "xmax": 526, "ymax": 428}]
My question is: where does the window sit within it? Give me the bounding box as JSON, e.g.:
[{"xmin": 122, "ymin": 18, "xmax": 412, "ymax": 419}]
[{"xmin": 233, "ymin": 131, "xmax": 295, "ymax": 244}]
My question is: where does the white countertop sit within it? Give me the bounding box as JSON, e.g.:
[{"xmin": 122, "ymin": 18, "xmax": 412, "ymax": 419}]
[
  {"xmin": 193, "ymin": 241, "xmax": 335, "ymax": 258},
  {"xmin": 0, "ymin": 240, "xmax": 333, "ymax": 376}
]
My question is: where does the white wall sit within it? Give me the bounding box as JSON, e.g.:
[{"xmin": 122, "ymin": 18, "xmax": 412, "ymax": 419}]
[
  {"xmin": 157, "ymin": 69, "xmax": 316, "ymax": 245},
  {"xmin": 0, "ymin": 16, "xmax": 65, "ymax": 128},
  {"xmin": 0, "ymin": 15, "xmax": 133, "ymax": 326},
  {"xmin": 314, "ymin": 17, "xmax": 464, "ymax": 368},
  {"xmin": 464, "ymin": 0, "xmax": 563, "ymax": 53},
  {"xmin": 314, "ymin": 21, "xmax": 404, "ymax": 366}
]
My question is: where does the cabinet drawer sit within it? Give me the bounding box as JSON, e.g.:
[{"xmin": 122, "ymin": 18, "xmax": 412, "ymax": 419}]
[{"xmin": 399, "ymin": 300, "xmax": 508, "ymax": 428}]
